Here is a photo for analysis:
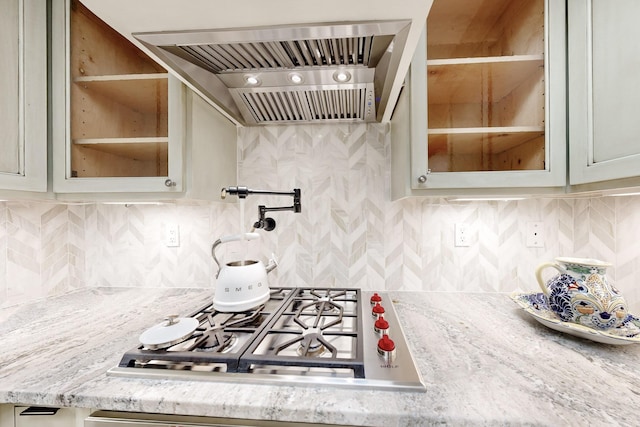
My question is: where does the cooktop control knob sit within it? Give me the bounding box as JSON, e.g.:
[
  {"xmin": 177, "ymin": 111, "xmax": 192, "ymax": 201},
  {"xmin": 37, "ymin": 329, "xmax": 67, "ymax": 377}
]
[
  {"xmin": 374, "ymin": 316, "xmax": 390, "ymax": 335},
  {"xmin": 377, "ymin": 334, "xmax": 396, "ymax": 360},
  {"xmin": 370, "ymin": 292, "xmax": 382, "ymax": 305},
  {"xmin": 372, "ymin": 302, "xmax": 385, "ymax": 318}
]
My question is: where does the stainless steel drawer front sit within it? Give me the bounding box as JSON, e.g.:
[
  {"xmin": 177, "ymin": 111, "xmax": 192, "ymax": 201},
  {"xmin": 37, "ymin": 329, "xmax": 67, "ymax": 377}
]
[{"xmin": 85, "ymin": 411, "xmax": 355, "ymax": 427}]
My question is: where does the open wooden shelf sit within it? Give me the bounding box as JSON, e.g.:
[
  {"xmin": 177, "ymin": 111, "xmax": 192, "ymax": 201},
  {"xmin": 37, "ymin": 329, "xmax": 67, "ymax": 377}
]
[
  {"xmin": 71, "ymin": 142, "xmax": 168, "ymax": 177},
  {"xmin": 427, "ymin": 0, "xmax": 543, "ymax": 59},
  {"xmin": 429, "ymin": 127, "xmax": 544, "ymax": 154},
  {"xmin": 70, "ymin": 0, "xmax": 164, "ymax": 77},
  {"xmin": 73, "ymin": 137, "xmax": 169, "ymax": 159},
  {"xmin": 427, "ymin": 55, "xmax": 544, "ymax": 104},
  {"xmin": 425, "ymin": 0, "xmax": 545, "ymax": 173},
  {"xmin": 428, "ymin": 129, "xmax": 545, "ymax": 172},
  {"xmin": 74, "ymin": 74, "xmax": 168, "ymax": 114},
  {"xmin": 69, "ymin": 0, "xmax": 169, "ymax": 178}
]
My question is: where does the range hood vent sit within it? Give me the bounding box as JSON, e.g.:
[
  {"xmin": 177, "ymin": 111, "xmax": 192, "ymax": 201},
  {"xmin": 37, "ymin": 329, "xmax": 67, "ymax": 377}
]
[
  {"xmin": 134, "ymin": 21, "xmax": 411, "ymax": 126},
  {"xmin": 171, "ymin": 36, "xmax": 381, "ymax": 72},
  {"xmin": 235, "ymin": 85, "xmax": 374, "ymax": 123}
]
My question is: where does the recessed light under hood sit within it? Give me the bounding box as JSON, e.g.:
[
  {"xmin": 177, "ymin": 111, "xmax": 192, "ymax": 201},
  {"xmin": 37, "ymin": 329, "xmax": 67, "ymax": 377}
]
[{"xmin": 134, "ymin": 21, "xmax": 411, "ymax": 125}]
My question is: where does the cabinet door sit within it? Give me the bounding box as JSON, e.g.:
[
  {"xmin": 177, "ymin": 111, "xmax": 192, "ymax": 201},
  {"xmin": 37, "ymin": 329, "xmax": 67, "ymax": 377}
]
[
  {"xmin": 568, "ymin": 0, "xmax": 640, "ymax": 185},
  {"xmin": 51, "ymin": 0, "xmax": 184, "ymax": 194},
  {"xmin": 0, "ymin": 0, "xmax": 47, "ymax": 192},
  {"xmin": 396, "ymin": 0, "xmax": 566, "ymax": 194}
]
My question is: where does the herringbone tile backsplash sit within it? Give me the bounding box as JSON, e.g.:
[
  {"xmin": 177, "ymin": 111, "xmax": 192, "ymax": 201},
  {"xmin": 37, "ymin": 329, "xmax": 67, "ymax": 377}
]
[{"xmin": 1, "ymin": 123, "xmax": 640, "ymax": 310}]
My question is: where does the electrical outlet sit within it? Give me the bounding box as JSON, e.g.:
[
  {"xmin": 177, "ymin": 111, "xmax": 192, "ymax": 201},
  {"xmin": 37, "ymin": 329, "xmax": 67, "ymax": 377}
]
[
  {"xmin": 526, "ymin": 221, "xmax": 544, "ymax": 248},
  {"xmin": 165, "ymin": 223, "xmax": 180, "ymax": 247},
  {"xmin": 455, "ymin": 223, "xmax": 471, "ymax": 247}
]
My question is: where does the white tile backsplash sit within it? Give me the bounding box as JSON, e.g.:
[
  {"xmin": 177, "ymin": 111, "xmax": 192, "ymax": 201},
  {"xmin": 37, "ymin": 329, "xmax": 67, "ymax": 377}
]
[{"xmin": 1, "ymin": 123, "xmax": 639, "ymax": 310}]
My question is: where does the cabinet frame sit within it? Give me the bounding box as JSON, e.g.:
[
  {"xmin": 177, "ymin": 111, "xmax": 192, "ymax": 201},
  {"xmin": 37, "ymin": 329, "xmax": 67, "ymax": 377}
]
[
  {"xmin": 0, "ymin": 0, "xmax": 47, "ymax": 192},
  {"xmin": 51, "ymin": 0, "xmax": 185, "ymax": 194},
  {"xmin": 395, "ymin": 0, "xmax": 567, "ymax": 196}
]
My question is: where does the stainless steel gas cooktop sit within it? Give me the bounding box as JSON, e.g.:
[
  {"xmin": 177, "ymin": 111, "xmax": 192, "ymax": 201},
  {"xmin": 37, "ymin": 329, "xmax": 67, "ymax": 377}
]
[{"xmin": 109, "ymin": 287, "xmax": 425, "ymax": 392}]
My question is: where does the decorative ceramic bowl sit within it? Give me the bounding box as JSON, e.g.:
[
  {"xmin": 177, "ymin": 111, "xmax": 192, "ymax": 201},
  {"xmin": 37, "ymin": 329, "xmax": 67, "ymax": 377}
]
[{"xmin": 511, "ymin": 292, "xmax": 640, "ymax": 345}]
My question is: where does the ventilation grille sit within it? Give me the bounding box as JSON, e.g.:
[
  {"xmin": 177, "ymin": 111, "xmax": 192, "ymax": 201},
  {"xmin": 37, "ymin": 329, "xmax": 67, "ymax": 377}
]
[
  {"xmin": 177, "ymin": 36, "xmax": 375, "ymax": 73},
  {"xmin": 233, "ymin": 85, "xmax": 375, "ymax": 123}
]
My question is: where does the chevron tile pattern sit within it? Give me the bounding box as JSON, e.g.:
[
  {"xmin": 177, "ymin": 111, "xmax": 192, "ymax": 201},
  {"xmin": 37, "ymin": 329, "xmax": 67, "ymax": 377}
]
[
  {"xmin": 615, "ymin": 196, "xmax": 640, "ymax": 305},
  {"xmin": 1, "ymin": 124, "xmax": 640, "ymax": 310},
  {"xmin": 1, "ymin": 201, "xmax": 74, "ymax": 307},
  {"xmin": 83, "ymin": 202, "xmax": 218, "ymax": 288}
]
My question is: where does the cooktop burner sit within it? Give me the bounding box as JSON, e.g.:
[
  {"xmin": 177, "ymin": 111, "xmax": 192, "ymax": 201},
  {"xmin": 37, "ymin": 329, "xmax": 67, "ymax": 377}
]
[{"xmin": 109, "ymin": 287, "xmax": 425, "ymax": 391}]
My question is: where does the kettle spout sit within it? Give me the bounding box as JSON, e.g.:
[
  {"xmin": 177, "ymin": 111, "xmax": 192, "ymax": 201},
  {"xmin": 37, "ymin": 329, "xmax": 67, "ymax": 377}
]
[{"xmin": 266, "ymin": 254, "xmax": 278, "ymax": 274}]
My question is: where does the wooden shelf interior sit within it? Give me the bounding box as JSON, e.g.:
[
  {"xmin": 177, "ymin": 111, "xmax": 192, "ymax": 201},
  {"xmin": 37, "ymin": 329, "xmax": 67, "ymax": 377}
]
[
  {"xmin": 69, "ymin": 0, "xmax": 170, "ymax": 178},
  {"xmin": 424, "ymin": 0, "xmax": 545, "ymax": 173},
  {"xmin": 426, "ymin": 0, "xmax": 544, "ymax": 59},
  {"xmin": 74, "ymin": 74, "xmax": 169, "ymax": 114},
  {"xmin": 70, "ymin": 0, "xmax": 165, "ymax": 77},
  {"xmin": 428, "ymin": 130, "xmax": 545, "ymax": 172},
  {"xmin": 427, "ymin": 56, "xmax": 543, "ymax": 104},
  {"xmin": 427, "ymin": 56, "xmax": 544, "ymax": 128},
  {"xmin": 71, "ymin": 141, "xmax": 168, "ymax": 177},
  {"xmin": 71, "ymin": 75, "xmax": 168, "ymax": 139}
]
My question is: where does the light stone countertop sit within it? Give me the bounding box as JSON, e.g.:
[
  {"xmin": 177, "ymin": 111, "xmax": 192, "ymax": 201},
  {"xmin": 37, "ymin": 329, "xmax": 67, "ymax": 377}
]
[{"xmin": 1, "ymin": 287, "xmax": 639, "ymax": 426}]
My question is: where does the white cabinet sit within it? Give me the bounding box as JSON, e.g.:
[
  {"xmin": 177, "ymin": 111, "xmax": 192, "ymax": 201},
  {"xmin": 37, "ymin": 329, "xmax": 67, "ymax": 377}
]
[
  {"xmin": 0, "ymin": 0, "xmax": 47, "ymax": 192},
  {"xmin": 392, "ymin": 0, "xmax": 567, "ymax": 198},
  {"xmin": 50, "ymin": 0, "xmax": 236, "ymax": 200},
  {"xmin": 51, "ymin": 0, "xmax": 185, "ymax": 195},
  {"xmin": 568, "ymin": 0, "xmax": 640, "ymax": 188}
]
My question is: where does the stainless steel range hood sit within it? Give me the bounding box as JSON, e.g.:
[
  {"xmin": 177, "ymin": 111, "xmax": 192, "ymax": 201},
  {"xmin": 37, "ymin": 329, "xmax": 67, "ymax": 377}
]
[{"xmin": 134, "ymin": 21, "xmax": 411, "ymax": 125}]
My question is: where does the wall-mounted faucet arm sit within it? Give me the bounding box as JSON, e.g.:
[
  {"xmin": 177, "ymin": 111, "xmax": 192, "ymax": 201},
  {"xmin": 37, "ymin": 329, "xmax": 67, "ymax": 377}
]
[
  {"xmin": 221, "ymin": 187, "xmax": 300, "ymax": 200},
  {"xmin": 221, "ymin": 186, "xmax": 302, "ymax": 232}
]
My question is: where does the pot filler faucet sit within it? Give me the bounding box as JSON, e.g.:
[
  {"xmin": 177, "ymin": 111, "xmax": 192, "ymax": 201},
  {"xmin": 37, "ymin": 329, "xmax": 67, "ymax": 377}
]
[{"xmin": 221, "ymin": 186, "xmax": 301, "ymax": 232}]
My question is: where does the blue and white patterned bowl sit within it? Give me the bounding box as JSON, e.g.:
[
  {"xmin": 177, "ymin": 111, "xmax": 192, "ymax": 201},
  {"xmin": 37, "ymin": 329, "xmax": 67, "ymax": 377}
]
[{"xmin": 511, "ymin": 292, "xmax": 640, "ymax": 345}]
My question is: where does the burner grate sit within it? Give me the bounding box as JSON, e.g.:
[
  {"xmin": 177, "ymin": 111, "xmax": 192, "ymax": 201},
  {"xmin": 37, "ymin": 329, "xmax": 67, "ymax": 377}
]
[
  {"xmin": 237, "ymin": 288, "xmax": 365, "ymax": 378},
  {"xmin": 116, "ymin": 288, "xmax": 365, "ymax": 379},
  {"xmin": 117, "ymin": 290, "xmax": 290, "ymax": 372}
]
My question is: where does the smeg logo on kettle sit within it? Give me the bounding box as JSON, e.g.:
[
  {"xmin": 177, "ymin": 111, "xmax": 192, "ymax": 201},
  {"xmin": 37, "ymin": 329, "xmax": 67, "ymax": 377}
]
[{"xmin": 223, "ymin": 285, "xmax": 262, "ymax": 293}]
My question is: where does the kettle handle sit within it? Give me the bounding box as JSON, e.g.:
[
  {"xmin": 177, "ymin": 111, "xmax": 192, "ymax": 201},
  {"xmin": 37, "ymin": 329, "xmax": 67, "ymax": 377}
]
[{"xmin": 211, "ymin": 232, "xmax": 260, "ymax": 272}]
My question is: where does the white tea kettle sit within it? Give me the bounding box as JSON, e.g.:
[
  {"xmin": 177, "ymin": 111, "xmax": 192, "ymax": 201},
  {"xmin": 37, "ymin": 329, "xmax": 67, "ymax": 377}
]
[{"xmin": 211, "ymin": 232, "xmax": 277, "ymax": 312}]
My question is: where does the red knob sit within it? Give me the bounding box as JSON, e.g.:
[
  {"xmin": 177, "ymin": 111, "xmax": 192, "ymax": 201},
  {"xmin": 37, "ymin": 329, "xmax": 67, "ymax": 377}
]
[
  {"xmin": 372, "ymin": 303, "xmax": 385, "ymax": 317},
  {"xmin": 370, "ymin": 292, "xmax": 382, "ymax": 305},
  {"xmin": 374, "ymin": 316, "xmax": 389, "ymax": 331},
  {"xmin": 377, "ymin": 334, "xmax": 396, "ymax": 352}
]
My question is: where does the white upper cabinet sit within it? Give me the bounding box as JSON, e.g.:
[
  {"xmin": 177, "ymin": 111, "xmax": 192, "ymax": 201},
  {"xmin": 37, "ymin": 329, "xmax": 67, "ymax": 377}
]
[
  {"xmin": 51, "ymin": 0, "xmax": 185, "ymax": 195},
  {"xmin": 50, "ymin": 0, "xmax": 237, "ymax": 200},
  {"xmin": 392, "ymin": 0, "xmax": 567, "ymax": 197},
  {"xmin": 0, "ymin": 0, "xmax": 47, "ymax": 192},
  {"xmin": 568, "ymin": 0, "xmax": 640, "ymax": 187}
]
